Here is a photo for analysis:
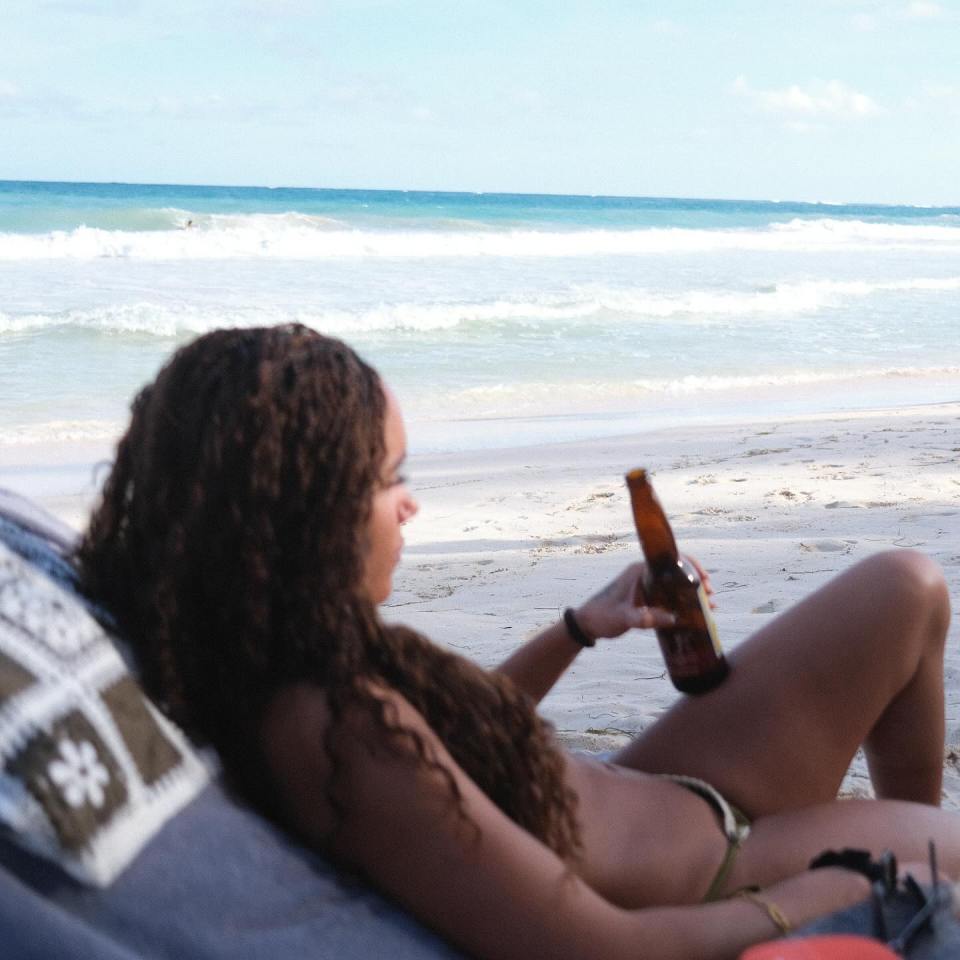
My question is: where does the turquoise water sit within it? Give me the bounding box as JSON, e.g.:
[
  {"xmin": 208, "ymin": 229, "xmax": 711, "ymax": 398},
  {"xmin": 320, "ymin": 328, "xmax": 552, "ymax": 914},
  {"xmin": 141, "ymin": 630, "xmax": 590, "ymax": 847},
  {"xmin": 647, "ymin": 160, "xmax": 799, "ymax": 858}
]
[
  {"xmin": 4, "ymin": 179, "xmax": 960, "ymax": 232},
  {"xmin": 1, "ymin": 179, "xmax": 958, "ymax": 454}
]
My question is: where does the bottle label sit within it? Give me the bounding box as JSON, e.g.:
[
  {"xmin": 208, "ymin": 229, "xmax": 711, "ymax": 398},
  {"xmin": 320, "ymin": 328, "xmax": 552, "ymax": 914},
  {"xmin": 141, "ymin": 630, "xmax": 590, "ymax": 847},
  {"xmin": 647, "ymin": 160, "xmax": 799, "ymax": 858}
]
[{"xmin": 696, "ymin": 583, "xmax": 723, "ymax": 657}]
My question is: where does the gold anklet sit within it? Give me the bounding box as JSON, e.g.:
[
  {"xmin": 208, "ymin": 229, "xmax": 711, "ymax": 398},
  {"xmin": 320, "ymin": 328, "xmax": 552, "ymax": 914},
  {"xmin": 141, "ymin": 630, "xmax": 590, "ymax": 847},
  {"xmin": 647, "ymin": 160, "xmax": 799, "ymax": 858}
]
[{"xmin": 737, "ymin": 889, "xmax": 792, "ymax": 936}]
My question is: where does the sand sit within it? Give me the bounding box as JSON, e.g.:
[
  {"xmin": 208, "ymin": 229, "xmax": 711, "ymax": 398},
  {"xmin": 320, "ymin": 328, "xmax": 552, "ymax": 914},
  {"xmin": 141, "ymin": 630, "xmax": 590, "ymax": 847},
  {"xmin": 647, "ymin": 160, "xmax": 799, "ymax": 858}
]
[
  {"xmin": 4, "ymin": 400, "xmax": 959, "ymax": 804},
  {"xmin": 385, "ymin": 401, "xmax": 960, "ymax": 806}
]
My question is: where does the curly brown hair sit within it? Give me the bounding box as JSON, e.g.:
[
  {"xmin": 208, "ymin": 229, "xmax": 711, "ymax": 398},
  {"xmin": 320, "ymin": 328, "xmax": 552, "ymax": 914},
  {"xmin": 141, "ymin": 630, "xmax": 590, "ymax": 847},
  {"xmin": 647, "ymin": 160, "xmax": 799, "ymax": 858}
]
[{"xmin": 77, "ymin": 325, "xmax": 581, "ymax": 860}]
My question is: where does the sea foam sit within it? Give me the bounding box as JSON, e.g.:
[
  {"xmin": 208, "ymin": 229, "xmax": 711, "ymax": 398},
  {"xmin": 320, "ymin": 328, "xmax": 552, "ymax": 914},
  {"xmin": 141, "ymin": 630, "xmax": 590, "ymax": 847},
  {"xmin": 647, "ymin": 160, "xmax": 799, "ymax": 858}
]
[
  {"xmin": 2, "ymin": 216, "xmax": 960, "ymax": 261},
  {"xmin": 4, "ymin": 183, "xmax": 960, "ymax": 460},
  {"xmin": 3, "ymin": 276, "xmax": 957, "ymax": 339}
]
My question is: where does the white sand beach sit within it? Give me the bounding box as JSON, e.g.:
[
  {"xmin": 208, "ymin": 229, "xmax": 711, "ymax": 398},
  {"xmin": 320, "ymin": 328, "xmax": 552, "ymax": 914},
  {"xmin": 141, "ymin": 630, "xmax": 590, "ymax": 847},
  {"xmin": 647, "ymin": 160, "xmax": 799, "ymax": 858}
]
[
  {"xmin": 386, "ymin": 402, "xmax": 960, "ymax": 806},
  {"xmin": 5, "ymin": 400, "xmax": 959, "ymax": 804}
]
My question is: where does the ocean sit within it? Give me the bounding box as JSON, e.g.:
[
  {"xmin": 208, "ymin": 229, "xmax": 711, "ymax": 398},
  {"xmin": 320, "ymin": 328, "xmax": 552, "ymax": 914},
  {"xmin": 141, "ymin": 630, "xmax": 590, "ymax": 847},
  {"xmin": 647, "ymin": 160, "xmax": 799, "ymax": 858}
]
[{"xmin": 2, "ymin": 179, "xmax": 959, "ymax": 460}]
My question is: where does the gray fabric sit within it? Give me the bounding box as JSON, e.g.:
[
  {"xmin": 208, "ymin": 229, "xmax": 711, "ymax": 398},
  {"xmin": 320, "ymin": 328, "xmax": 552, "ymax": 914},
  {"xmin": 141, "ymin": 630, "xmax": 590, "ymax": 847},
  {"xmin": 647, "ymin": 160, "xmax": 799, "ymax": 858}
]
[{"xmin": 0, "ymin": 779, "xmax": 464, "ymax": 959}]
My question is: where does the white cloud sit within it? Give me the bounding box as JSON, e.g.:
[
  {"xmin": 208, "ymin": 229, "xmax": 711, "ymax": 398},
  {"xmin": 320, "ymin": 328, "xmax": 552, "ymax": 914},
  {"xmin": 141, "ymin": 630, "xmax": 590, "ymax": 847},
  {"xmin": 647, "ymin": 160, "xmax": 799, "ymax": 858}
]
[
  {"xmin": 911, "ymin": 83, "xmax": 960, "ymax": 113},
  {"xmin": 144, "ymin": 93, "xmax": 228, "ymax": 117},
  {"xmin": 924, "ymin": 82, "xmax": 960, "ymax": 98},
  {"xmin": 410, "ymin": 105, "xmax": 434, "ymax": 122},
  {"xmin": 0, "ymin": 81, "xmax": 86, "ymax": 119},
  {"xmin": 851, "ymin": 12, "xmax": 878, "ymax": 29},
  {"xmin": 732, "ymin": 76, "xmax": 882, "ymax": 119},
  {"xmin": 904, "ymin": 1, "xmax": 944, "ymax": 17},
  {"xmin": 839, "ymin": 1, "xmax": 950, "ymax": 28},
  {"xmin": 321, "ymin": 80, "xmax": 404, "ymax": 111},
  {"xmin": 510, "ymin": 88, "xmax": 547, "ymax": 110},
  {"xmin": 651, "ymin": 18, "xmax": 685, "ymax": 35}
]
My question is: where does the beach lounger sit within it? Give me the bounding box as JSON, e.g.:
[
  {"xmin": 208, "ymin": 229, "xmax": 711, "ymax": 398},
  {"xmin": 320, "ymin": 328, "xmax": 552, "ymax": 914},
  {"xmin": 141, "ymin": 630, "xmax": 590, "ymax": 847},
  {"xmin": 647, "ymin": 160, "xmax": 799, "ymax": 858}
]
[{"xmin": 0, "ymin": 488, "xmax": 464, "ymax": 959}]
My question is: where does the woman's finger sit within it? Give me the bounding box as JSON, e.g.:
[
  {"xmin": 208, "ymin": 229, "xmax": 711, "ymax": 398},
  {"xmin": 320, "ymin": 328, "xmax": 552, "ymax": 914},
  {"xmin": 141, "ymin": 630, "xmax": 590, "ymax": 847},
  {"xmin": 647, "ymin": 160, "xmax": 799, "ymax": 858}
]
[
  {"xmin": 631, "ymin": 606, "xmax": 676, "ymax": 629},
  {"xmin": 683, "ymin": 553, "xmax": 717, "ymax": 608},
  {"xmin": 685, "ymin": 553, "xmax": 713, "ymax": 590}
]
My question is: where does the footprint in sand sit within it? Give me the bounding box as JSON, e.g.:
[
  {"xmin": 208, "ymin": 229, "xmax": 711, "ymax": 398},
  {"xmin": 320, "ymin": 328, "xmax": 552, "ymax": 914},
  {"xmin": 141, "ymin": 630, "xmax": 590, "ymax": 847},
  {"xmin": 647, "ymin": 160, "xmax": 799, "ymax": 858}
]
[
  {"xmin": 744, "ymin": 447, "xmax": 791, "ymax": 457},
  {"xmin": 575, "ymin": 536, "xmax": 621, "ymax": 555},
  {"xmin": 752, "ymin": 599, "xmax": 788, "ymax": 614},
  {"xmin": 800, "ymin": 539, "xmax": 854, "ymax": 553},
  {"xmin": 770, "ymin": 489, "xmax": 815, "ymax": 502},
  {"xmin": 718, "ymin": 581, "xmax": 748, "ymax": 593}
]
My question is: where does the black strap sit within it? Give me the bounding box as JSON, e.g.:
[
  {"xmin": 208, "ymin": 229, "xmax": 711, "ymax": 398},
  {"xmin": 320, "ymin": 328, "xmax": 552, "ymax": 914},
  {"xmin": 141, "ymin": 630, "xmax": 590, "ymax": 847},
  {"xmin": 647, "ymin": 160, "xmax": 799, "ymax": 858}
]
[{"xmin": 563, "ymin": 607, "xmax": 595, "ymax": 648}]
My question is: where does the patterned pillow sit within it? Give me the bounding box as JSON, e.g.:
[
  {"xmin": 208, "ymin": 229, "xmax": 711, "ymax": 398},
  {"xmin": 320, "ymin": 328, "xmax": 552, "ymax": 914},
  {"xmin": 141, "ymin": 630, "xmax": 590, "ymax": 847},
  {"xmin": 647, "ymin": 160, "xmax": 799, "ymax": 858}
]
[{"xmin": 0, "ymin": 539, "xmax": 210, "ymax": 887}]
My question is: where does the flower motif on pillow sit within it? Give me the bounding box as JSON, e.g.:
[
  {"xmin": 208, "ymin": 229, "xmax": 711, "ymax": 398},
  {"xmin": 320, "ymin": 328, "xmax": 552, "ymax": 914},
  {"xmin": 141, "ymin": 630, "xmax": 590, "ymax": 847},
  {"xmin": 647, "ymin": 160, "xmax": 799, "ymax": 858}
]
[
  {"xmin": 49, "ymin": 738, "xmax": 111, "ymax": 810},
  {"xmin": 7, "ymin": 709, "xmax": 127, "ymax": 851}
]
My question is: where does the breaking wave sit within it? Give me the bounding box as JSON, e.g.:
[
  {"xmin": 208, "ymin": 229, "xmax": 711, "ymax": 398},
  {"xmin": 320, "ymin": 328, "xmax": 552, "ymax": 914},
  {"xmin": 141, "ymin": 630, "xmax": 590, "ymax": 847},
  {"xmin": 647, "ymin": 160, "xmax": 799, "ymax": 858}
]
[{"xmin": 2, "ymin": 216, "xmax": 960, "ymax": 261}]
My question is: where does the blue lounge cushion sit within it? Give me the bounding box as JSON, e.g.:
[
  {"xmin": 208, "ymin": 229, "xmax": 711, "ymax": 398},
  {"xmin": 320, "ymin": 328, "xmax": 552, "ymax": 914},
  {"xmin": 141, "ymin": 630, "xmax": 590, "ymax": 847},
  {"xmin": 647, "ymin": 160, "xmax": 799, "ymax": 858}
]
[
  {"xmin": 0, "ymin": 489, "xmax": 464, "ymax": 959},
  {"xmin": 0, "ymin": 777, "xmax": 462, "ymax": 959}
]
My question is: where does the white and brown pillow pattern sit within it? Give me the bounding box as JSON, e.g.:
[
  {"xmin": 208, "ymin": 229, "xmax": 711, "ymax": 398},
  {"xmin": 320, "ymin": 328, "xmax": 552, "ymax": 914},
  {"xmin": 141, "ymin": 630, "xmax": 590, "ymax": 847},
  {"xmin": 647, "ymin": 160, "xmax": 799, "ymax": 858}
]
[{"xmin": 0, "ymin": 540, "xmax": 210, "ymax": 887}]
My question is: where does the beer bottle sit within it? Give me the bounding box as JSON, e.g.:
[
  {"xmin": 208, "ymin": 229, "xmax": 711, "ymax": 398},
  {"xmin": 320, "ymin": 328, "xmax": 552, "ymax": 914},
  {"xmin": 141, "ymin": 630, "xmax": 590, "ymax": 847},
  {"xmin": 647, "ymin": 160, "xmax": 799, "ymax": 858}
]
[{"xmin": 625, "ymin": 468, "xmax": 728, "ymax": 694}]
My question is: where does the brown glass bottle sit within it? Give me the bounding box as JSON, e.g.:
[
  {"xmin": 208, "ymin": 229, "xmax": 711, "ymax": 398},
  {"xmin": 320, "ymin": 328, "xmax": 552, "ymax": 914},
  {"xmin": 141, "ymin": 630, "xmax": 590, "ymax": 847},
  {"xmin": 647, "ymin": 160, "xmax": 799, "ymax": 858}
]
[{"xmin": 625, "ymin": 468, "xmax": 728, "ymax": 694}]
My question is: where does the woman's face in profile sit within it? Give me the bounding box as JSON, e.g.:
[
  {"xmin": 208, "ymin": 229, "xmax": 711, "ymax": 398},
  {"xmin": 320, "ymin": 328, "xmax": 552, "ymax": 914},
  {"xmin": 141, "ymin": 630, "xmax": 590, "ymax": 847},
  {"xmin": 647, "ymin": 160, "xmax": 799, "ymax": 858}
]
[{"xmin": 362, "ymin": 386, "xmax": 419, "ymax": 603}]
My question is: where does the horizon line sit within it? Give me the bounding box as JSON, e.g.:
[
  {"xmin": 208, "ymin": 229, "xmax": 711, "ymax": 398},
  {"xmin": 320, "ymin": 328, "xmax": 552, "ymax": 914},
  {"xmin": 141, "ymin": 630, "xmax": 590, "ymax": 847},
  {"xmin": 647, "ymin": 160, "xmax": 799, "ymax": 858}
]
[{"xmin": 1, "ymin": 178, "xmax": 955, "ymax": 211}]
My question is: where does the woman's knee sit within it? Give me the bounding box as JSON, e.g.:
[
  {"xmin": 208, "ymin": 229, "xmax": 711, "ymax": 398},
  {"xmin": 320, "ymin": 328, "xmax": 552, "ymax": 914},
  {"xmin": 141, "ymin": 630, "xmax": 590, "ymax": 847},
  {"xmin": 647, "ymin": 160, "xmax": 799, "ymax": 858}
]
[{"xmin": 857, "ymin": 549, "xmax": 950, "ymax": 648}]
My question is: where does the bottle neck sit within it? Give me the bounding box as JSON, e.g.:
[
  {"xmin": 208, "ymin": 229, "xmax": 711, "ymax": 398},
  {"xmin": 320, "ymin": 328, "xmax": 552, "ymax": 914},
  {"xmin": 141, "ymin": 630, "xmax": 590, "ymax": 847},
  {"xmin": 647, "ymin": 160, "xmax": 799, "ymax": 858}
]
[{"xmin": 626, "ymin": 469, "xmax": 679, "ymax": 567}]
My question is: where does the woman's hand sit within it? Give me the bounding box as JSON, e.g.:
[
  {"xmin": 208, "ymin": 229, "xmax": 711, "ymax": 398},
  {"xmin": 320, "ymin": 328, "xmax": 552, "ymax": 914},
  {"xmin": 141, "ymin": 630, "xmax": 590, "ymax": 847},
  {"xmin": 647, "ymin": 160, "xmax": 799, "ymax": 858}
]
[
  {"xmin": 497, "ymin": 555, "xmax": 715, "ymax": 701},
  {"xmin": 574, "ymin": 556, "xmax": 715, "ymax": 643},
  {"xmin": 573, "ymin": 563, "xmax": 673, "ymax": 641}
]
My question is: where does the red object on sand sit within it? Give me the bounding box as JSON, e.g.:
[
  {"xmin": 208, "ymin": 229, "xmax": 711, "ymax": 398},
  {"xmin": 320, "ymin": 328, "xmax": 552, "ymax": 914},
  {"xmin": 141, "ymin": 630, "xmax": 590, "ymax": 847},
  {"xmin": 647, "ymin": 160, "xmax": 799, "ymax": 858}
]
[{"xmin": 740, "ymin": 934, "xmax": 900, "ymax": 960}]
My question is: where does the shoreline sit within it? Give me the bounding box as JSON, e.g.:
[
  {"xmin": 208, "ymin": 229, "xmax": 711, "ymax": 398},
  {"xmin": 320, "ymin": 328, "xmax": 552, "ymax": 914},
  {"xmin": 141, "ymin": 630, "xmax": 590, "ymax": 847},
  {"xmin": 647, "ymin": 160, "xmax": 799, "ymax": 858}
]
[{"xmin": 3, "ymin": 399, "xmax": 958, "ymax": 802}]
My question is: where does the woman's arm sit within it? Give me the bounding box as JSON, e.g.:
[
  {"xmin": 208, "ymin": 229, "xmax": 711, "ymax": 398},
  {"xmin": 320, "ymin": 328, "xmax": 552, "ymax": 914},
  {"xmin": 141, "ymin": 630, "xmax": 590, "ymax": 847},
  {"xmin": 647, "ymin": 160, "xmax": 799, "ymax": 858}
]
[
  {"xmin": 262, "ymin": 682, "xmax": 868, "ymax": 960},
  {"xmin": 494, "ymin": 562, "xmax": 678, "ymax": 703},
  {"xmin": 493, "ymin": 618, "xmax": 587, "ymax": 703}
]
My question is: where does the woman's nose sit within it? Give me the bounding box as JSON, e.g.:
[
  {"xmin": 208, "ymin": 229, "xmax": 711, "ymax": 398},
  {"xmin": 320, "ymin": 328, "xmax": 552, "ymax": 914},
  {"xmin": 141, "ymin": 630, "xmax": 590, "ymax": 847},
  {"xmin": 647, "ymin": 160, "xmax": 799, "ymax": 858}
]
[{"xmin": 400, "ymin": 493, "xmax": 419, "ymax": 524}]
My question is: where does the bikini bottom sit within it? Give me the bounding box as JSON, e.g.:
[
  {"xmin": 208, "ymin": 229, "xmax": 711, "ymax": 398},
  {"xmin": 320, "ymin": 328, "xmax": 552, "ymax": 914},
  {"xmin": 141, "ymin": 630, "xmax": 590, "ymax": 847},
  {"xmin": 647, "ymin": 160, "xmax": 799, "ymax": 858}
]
[{"xmin": 660, "ymin": 774, "xmax": 752, "ymax": 902}]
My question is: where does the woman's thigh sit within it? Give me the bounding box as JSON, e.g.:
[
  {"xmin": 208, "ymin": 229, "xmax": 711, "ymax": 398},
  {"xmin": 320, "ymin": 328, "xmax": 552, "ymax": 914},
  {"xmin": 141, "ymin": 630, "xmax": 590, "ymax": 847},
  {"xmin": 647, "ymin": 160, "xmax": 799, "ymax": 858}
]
[
  {"xmin": 727, "ymin": 797, "xmax": 960, "ymax": 893},
  {"xmin": 612, "ymin": 550, "xmax": 948, "ymax": 816}
]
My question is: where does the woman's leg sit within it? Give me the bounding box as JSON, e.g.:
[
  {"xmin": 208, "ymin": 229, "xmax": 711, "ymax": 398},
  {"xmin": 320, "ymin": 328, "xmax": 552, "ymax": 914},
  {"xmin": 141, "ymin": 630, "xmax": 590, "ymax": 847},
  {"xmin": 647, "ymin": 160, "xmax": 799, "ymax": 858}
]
[
  {"xmin": 729, "ymin": 797, "xmax": 960, "ymax": 892},
  {"xmin": 612, "ymin": 550, "xmax": 951, "ymax": 816}
]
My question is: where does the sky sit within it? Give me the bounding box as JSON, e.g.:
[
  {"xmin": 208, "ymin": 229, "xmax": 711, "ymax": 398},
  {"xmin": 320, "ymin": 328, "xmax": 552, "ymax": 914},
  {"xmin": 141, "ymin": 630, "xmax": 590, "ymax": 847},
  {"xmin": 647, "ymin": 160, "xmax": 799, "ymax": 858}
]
[{"xmin": 2, "ymin": 0, "xmax": 960, "ymax": 204}]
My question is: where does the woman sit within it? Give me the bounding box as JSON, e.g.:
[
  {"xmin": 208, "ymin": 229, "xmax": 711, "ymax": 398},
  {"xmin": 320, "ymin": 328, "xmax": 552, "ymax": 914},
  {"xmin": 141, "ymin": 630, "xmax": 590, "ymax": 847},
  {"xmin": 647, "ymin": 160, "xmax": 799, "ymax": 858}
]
[{"xmin": 78, "ymin": 325, "xmax": 956, "ymax": 960}]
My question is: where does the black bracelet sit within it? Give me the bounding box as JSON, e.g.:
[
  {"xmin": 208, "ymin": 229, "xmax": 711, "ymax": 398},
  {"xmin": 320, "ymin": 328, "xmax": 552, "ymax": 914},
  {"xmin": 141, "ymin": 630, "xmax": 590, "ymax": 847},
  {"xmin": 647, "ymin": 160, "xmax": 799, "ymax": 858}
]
[
  {"xmin": 809, "ymin": 848, "xmax": 897, "ymax": 888},
  {"xmin": 563, "ymin": 607, "xmax": 595, "ymax": 648}
]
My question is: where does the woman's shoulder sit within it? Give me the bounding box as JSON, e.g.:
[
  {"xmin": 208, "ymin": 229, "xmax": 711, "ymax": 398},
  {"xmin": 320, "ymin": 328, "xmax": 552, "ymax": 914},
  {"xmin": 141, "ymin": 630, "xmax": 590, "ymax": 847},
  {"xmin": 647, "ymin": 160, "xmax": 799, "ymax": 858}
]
[
  {"xmin": 262, "ymin": 678, "xmax": 428, "ymax": 750},
  {"xmin": 258, "ymin": 679, "xmax": 440, "ymax": 842},
  {"xmin": 258, "ymin": 682, "xmax": 337, "ymax": 841},
  {"xmin": 261, "ymin": 681, "xmax": 331, "ymax": 758}
]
